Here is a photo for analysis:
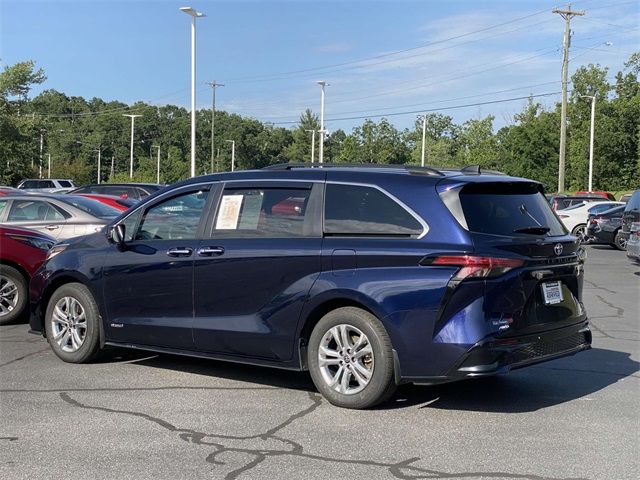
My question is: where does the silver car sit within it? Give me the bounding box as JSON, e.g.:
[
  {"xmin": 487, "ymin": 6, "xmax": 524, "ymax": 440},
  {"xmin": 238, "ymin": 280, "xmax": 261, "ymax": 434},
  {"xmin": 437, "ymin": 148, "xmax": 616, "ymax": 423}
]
[
  {"xmin": 16, "ymin": 179, "xmax": 76, "ymax": 193},
  {"xmin": 0, "ymin": 194, "xmax": 119, "ymax": 240}
]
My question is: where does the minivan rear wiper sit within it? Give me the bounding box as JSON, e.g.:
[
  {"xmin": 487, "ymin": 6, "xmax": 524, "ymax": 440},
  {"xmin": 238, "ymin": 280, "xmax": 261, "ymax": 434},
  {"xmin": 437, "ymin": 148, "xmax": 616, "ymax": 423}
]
[{"xmin": 513, "ymin": 226, "xmax": 551, "ymax": 235}]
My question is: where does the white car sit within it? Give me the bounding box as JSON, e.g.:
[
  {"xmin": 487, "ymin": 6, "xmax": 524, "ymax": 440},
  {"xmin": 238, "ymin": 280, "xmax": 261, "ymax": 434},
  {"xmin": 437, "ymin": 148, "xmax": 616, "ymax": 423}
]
[
  {"xmin": 17, "ymin": 178, "xmax": 76, "ymax": 193},
  {"xmin": 556, "ymin": 201, "xmax": 624, "ymax": 241}
]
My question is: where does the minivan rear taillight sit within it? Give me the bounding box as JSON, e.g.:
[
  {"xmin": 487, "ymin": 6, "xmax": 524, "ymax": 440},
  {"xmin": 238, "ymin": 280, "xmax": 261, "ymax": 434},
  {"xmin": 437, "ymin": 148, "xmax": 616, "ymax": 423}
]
[{"xmin": 423, "ymin": 255, "xmax": 524, "ymax": 281}]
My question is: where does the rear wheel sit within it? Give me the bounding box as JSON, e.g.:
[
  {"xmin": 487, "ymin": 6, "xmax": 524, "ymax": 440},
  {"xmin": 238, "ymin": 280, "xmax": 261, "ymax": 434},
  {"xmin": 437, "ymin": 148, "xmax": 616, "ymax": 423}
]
[
  {"xmin": 572, "ymin": 224, "xmax": 588, "ymax": 243},
  {"xmin": 307, "ymin": 307, "xmax": 396, "ymax": 409},
  {"xmin": 613, "ymin": 230, "xmax": 627, "ymax": 251},
  {"xmin": 44, "ymin": 283, "xmax": 102, "ymax": 363},
  {"xmin": 0, "ymin": 265, "xmax": 27, "ymax": 325}
]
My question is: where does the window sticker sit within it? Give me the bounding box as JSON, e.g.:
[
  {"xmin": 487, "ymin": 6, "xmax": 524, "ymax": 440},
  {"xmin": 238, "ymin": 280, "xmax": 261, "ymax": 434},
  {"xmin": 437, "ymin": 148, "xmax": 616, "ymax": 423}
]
[{"xmin": 215, "ymin": 194, "xmax": 244, "ymax": 230}]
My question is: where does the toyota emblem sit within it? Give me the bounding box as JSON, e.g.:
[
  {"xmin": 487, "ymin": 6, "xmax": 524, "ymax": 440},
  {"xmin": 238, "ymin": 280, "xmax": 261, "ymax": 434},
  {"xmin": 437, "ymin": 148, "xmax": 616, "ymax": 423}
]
[{"xmin": 554, "ymin": 243, "xmax": 563, "ymax": 256}]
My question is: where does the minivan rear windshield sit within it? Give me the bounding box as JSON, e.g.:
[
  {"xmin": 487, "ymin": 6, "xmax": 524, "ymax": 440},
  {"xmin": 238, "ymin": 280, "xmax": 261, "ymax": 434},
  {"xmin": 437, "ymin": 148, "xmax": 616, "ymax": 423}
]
[{"xmin": 459, "ymin": 183, "xmax": 567, "ymax": 236}]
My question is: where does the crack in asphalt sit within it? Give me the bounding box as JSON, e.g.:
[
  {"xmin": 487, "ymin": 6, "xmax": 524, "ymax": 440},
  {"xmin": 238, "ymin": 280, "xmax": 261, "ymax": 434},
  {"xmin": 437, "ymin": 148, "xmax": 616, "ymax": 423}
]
[
  {"xmin": 583, "ymin": 280, "xmax": 616, "ymax": 295},
  {"xmin": 59, "ymin": 391, "xmax": 589, "ymax": 480},
  {"xmin": 594, "ymin": 295, "xmax": 625, "ymax": 318},
  {"xmin": 0, "ymin": 437, "xmax": 19, "ymax": 441},
  {"xmin": 0, "ymin": 347, "xmax": 50, "ymax": 369}
]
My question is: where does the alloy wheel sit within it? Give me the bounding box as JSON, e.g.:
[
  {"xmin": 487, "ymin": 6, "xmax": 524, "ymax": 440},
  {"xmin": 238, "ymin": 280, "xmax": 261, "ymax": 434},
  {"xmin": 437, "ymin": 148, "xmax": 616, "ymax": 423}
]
[
  {"xmin": 318, "ymin": 324, "xmax": 374, "ymax": 395},
  {"xmin": 51, "ymin": 296, "xmax": 87, "ymax": 353},
  {"xmin": 0, "ymin": 275, "xmax": 19, "ymax": 317}
]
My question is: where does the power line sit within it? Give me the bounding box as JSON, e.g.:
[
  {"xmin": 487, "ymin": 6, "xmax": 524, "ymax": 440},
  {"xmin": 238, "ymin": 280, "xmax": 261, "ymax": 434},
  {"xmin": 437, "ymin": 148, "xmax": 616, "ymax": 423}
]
[{"xmin": 267, "ymin": 91, "xmax": 562, "ymax": 125}]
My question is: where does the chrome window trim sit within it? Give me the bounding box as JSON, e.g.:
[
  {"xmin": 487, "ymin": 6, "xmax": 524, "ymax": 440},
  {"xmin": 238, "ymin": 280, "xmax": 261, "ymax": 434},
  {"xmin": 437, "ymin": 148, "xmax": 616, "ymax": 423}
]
[{"xmin": 326, "ymin": 181, "xmax": 429, "ymax": 239}]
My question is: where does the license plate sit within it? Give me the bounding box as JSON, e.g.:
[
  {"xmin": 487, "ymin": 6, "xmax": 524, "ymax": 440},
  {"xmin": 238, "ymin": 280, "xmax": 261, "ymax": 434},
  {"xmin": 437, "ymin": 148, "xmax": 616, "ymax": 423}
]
[{"xmin": 541, "ymin": 281, "xmax": 563, "ymax": 305}]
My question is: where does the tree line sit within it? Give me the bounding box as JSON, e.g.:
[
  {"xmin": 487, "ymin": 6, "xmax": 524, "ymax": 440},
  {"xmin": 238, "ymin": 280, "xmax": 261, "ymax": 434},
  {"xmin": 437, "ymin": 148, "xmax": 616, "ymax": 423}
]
[{"xmin": 1, "ymin": 54, "xmax": 638, "ymax": 193}]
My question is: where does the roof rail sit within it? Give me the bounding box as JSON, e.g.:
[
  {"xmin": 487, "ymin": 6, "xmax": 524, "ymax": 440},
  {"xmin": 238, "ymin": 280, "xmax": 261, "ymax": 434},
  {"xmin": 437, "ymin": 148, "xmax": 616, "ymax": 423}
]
[
  {"xmin": 262, "ymin": 162, "xmax": 444, "ymax": 176},
  {"xmin": 460, "ymin": 165, "xmax": 505, "ymax": 176}
]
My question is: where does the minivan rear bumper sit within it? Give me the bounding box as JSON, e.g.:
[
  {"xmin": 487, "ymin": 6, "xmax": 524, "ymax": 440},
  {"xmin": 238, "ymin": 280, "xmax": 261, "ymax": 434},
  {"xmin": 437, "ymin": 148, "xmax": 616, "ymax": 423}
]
[{"xmin": 404, "ymin": 320, "xmax": 591, "ymax": 385}]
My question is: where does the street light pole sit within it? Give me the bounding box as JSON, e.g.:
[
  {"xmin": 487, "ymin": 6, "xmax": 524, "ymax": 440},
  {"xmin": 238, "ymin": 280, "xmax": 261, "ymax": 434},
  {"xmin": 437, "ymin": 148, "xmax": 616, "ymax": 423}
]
[
  {"xmin": 305, "ymin": 129, "xmax": 316, "ymax": 163},
  {"xmin": 97, "ymin": 147, "xmax": 101, "ymax": 184},
  {"xmin": 226, "ymin": 140, "xmax": 235, "ymax": 172},
  {"xmin": 123, "ymin": 114, "xmax": 142, "ymax": 179},
  {"xmin": 39, "ymin": 129, "xmax": 46, "ymax": 178},
  {"xmin": 420, "ymin": 115, "xmax": 427, "ymax": 167},
  {"xmin": 316, "ymin": 81, "xmax": 328, "ymax": 163},
  {"xmin": 181, "ymin": 6, "xmax": 206, "ymax": 178},
  {"xmin": 153, "ymin": 145, "xmax": 161, "ymax": 184},
  {"xmin": 207, "ymin": 81, "xmax": 224, "ymax": 173},
  {"xmin": 47, "ymin": 153, "xmax": 51, "ymax": 178},
  {"xmin": 581, "ymin": 94, "xmax": 597, "ymax": 191}
]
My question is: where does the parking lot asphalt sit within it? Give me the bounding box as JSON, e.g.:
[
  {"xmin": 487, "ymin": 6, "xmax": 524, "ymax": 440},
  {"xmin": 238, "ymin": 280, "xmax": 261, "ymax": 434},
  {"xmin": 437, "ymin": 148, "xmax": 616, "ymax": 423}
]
[{"xmin": 1, "ymin": 246, "xmax": 638, "ymax": 480}]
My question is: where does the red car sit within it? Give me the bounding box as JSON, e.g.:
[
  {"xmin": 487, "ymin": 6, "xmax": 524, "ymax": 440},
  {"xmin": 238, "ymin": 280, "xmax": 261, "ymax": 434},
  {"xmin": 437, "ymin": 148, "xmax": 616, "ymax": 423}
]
[
  {"xmin": 0, "ymin": 186, "xmax": 20, "ymax": 196},
  {"xmin": 575, "ymin": 190, "xmax": 615, "ymax": 200},
  {"xmin": 0, "ymin": 226, "xmax": 55, "ymax": 324},
  {"xmin": 74, "ymin": 193, "xmax": 136, "ymax": 212}
]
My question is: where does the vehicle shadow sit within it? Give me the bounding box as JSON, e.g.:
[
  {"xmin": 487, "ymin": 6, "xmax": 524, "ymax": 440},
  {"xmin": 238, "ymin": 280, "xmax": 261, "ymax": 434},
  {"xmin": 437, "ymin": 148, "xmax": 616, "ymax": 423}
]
[
  {"xmin": 385, "ymin": 347, "xmax": 639, "ymax": 412},
  {"xmin": 108, "ymin": 347, "xmax": 638, "ymax": 413}
]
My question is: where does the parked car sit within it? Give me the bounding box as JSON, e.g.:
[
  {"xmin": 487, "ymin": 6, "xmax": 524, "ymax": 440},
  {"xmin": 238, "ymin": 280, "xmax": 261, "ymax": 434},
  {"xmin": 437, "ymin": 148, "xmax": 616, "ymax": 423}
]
[
  {"xmin": 29, "ymin": 164, "xmax": 591, "ymax": 409},
  {"xmin": 68, "ymin": 183, "xmax": 164, "ymax": 200},
  {"xmin": 0, "ymin": 194, "xmax": 119, "ymax": 240},
  {"xmin": 0, "ymin": 226, "xmax": 55, "ymax": 324},
  {"xmin": 585, "ymin": 205, "xmax": 626, "ymax": 250},
  {"xmin": 74, "ymin": 194, "xmax": 136, "ymax": 212},
  {"xmin": 619, "ymin": 193, "xmax": 633, "ymax": 203},
  {"xmin": 17, "ymin": 178, "xmax": 76, "ymax": 193},
  {"xmin": 556, "ymin": 201, "xmax": 624, "ymax": 242},
  {"xmin": 549, "ymin": 194, "xmax": 609, "ymax": 211},
  {"xmin": 574, "ymin": 190, "xmax": 615, "ymax": 200},
  {"xmin": 626, "ymin": 222, "xmax": 640, "ymax": 264},
  {"xmin": 620, "ymin": 190, "xmax": 640, "ymax": 247},
  {"xmin": 0, "ymin": 186, "xmax": 20, "ymax": 196}
]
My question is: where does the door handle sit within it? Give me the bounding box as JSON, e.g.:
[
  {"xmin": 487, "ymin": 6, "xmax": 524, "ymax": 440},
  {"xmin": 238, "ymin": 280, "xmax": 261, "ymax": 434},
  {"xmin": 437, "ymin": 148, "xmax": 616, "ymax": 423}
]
[
  {"xmin": 197, "ymin": 246, "xmax": 225, "ymax": 257},
  {"xmin": 45, "ymin": 225, "xmax": 60, "ymax": 230},
  {"xmin": 167, "ymin": 247, "xmax": 193, "ymax": 257}
]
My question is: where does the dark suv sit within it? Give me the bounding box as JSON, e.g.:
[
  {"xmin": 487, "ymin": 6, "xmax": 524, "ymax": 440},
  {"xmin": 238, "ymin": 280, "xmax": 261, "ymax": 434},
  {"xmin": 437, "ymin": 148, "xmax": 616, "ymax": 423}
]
[
  {"xmin": 29, "ymin": 164, "xmax": 591, "ymax": 409},
  {"xmin": 621, "ymin": 190, "xmax": 640, "ymax": 244}
]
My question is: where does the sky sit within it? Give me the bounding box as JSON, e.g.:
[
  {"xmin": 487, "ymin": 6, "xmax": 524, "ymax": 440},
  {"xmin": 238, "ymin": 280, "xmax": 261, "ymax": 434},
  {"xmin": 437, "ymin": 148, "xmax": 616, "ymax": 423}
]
[{"xmin": 1, "ymin": 0, "xmax": 638, "ymax": 133}]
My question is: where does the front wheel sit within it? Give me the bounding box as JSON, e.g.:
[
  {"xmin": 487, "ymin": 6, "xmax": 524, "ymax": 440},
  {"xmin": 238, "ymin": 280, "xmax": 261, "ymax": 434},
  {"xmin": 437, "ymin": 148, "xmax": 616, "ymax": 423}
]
[
  {"xmin": 44, "ymin": 283, "xmax": 102, "ymax": 363},
  {"xmin": 613, "ymin": 230, "xmax": 627, "ymax": 251},
  {"xmin": 572, "ymin": 224, "xmax": 588, "ymax": 244},
  {"xmin": 0, "ymin": 265, "xmax": 27, "ymax": 325},
  {"xmin": 307, "ymin": 307, "xmax": 396, "ymax": 409}
]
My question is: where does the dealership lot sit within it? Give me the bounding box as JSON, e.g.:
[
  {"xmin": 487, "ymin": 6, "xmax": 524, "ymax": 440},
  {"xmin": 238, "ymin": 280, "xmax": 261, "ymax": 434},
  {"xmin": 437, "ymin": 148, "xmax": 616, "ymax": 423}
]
[{"xmin": 0, "ymin": 246, "xmax": 637, "ymax": 480}]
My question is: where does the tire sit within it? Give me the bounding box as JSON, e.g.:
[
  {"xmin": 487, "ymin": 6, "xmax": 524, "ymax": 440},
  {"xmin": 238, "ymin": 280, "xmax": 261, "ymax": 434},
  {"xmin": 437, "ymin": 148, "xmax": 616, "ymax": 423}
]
[
  {"xmin": 572, "ymin": 224, "xmax": 588, "ymax": 244},
  {"xmin": 44, "ymin": 283, "xmax": 102, "ymax": 363},
  {"xmin": 613, "ymin": 230, "xmax": 627, "ymax": 251},
  {"xmin": 307, "ymin": 307, "xmax": 396, "ymax": 409},
  {"xmin": 0, "ymin": 265, "xmax": 28, "ymax": 325}
]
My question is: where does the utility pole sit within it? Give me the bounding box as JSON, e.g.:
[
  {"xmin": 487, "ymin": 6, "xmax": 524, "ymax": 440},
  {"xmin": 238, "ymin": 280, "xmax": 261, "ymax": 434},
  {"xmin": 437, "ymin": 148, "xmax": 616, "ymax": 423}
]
[
  {"xmin": 110, "ymin": 157, "xmax": 115, "ymax": 179},
  {"xmin": 123, "ymin": 114, "xmax": 142, "ymax": 179},
  {"xmin": 305, "ymin": 129, "xmax": 316, "ymax": 163},
  {"xmin": 316, "ymin": 81, "xmax": 328, "ymax": 163},
  {"xmin": 420, "ymin": 115, "xmax": 427, "ymax": 167},
  {"xmin": 553, "ymin": 4, "xmax": 585, "ymax": 193},
  {"xmin": 581, "ymin": 94, "xmax": 596, "ymax": 191},
  {"xmin": 96, "ymin": 147, "xmax": 102, "ymax": 184},
  {"xmin": 153, "ymin": 145, "xmax": 161, "ymax": 184},
  {"xmin": 46, "ymin": 153, "xmax": 51, "ymax": 178},
  {"xmin": 38, "ymin": 129, "xmax": 46, "ymax": 177},
  {"xmin": 206, "ymin": 81, "xmax": 224, "ymax": 173},
  {"xmin": 226, "ymin": 140, "xmax": 235, "ymax": 172}
]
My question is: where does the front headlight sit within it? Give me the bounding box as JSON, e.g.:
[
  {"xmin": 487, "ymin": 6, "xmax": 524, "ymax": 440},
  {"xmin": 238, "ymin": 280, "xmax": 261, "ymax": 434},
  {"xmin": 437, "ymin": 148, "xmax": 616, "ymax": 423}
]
[
  {"xmin": 7, "ymin": 235, "xmax": 55, "ymax": 251},
  {"xmin": 46, "ymin": 243, "xmax": 69, "ymax": 261}
]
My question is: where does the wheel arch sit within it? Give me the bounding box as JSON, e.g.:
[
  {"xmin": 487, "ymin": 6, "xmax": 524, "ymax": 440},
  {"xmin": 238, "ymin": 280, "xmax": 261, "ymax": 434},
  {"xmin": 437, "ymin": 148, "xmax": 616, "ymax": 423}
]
[
  {"xmin": 296, "ymin": 293, "xmax": 386, "ymax": 371},
  {"xmin": 37, "ymin": 272, "xmax": 102, "ymax": 342},
  {"xmin": 0, "ymin": 259, "xmax": 31, "ymax": 285}
]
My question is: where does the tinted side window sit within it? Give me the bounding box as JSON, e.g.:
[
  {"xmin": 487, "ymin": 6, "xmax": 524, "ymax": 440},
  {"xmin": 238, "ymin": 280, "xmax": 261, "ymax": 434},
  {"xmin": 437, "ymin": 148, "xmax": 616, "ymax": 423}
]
[
  {"xmin": 134, "ymin": 189, "xmax": 209, "ymax": 240},
  {"xmin": 213, "ymin": 187, "xmax": 311, "ymax": 238},
  {"xmin": 20, "ymin": 181, "xmax": 38, "ymax": 189},
  {"xmin": 324, "ymin": 184, "xmax": 423, "ymax": 236},
  {"xmin": 38, "ymin": 181, "xmax": 55, "ymax": 189},
  {"xmin": 58, "ymin": 181, "xmax": 72, "ymax": 188},
  {"xmin": 7, "ymin": 200, "xmax": 65, "ymax": 221}
]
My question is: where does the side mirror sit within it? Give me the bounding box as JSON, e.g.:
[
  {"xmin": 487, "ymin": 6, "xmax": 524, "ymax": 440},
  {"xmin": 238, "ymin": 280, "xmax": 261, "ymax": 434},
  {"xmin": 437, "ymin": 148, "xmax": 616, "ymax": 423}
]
[{"xmin": 111, "ymin": 224, "xmax": 126, "ymax": 250}]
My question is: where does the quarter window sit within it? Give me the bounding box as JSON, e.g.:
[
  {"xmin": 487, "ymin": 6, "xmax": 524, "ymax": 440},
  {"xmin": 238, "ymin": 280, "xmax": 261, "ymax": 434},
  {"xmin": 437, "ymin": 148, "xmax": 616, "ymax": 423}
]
[
  {"xmin": 213, "ymin": 187, "xmax": 311, "ymax": 237},
  {"xmin": 134, "ymin": 189, "xmax": 209, "ymax": 240},
  {"xmin": 324, "ymin": 184, "xmax": 423, "ymax": 236}
]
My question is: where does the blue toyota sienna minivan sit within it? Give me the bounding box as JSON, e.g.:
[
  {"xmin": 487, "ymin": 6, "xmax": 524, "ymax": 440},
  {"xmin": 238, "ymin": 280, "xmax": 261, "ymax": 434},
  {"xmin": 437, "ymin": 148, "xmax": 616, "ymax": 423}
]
[{"xmin": 29, "ymin": 164, "xmax": 591, "ymax": 408}]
